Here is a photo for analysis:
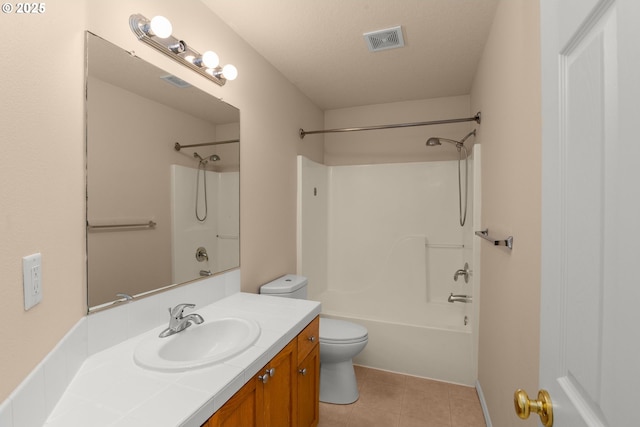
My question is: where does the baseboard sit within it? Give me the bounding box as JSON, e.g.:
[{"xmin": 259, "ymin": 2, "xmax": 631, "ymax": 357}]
[{"xmin": 475, "ymin": 380, "xmax": 493, "ymax": 427}]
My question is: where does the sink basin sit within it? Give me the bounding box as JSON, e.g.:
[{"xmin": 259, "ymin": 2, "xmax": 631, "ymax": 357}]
[{"xmin": 134, "ymin": 317, "xmax": 261, "ymax": 372}]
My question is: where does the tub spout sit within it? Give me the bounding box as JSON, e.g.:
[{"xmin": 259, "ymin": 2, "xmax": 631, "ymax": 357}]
[{"xmin": 448, "ymin": 293, "xmax": 472, "ymax": 303}]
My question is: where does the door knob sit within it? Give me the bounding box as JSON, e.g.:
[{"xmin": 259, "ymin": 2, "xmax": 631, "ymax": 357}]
[{"xmin": 514, "ymin": 389, "xmax": 553, "ymax": 427}]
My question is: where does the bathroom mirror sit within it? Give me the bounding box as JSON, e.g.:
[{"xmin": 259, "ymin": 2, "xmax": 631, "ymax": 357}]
[{"xmin": 85, "ymin": 32, "xmax": 240, "ymax": 311}]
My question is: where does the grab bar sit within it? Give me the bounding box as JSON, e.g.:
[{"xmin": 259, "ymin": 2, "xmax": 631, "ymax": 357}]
[
  {"xmin": 425, "ymin": 243, "xmax": 465, "ymax": 249},
  {"xmin": 475, "ymin": 229, "xmax": 513, "ymax": 250},
  {"xmin": 174, "ymin": 139, "xmax": 239, "ymax": 151},
  {"xmin": 217, "ymin": 234, "xmax": 239, "ymax": 239},
  {"xmin": 87, "ymin": 220, "xmax": 157, "ymax": 231}
]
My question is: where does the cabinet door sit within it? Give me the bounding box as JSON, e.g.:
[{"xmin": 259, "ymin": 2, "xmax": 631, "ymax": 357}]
[
  {"xmin": 261, "ymin": 339, "xmax": 297, "ymax": 427},
  {"xmin": 206, "ymin": 378, "xmax": 258, "ymax": 427},
  {"xmin": 297, "ymin": 317, "xmax": 319, "ymax": 363},
  {"xmin": 297, "ymin": 345, "xmax": 319, "ymax": 427}
]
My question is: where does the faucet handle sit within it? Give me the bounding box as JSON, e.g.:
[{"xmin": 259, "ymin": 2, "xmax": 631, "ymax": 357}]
[{"xmin": 169, "ymin": 303, "xmax": 196, "ymax": 318}]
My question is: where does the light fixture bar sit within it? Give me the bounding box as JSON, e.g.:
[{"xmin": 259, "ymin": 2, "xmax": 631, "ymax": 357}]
[{"xmin": 129, "ymin": 13, "xmax": 235, "ymax": 86}]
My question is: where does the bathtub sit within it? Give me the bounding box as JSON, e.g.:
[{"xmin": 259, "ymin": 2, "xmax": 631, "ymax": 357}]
[{"xmin": 313, "ymin": 290, "xmax": 475, "ymax": 386}]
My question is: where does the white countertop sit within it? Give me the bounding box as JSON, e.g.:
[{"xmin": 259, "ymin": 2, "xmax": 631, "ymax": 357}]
[{"xmin": 43, "ymin": 293, "xmax": 321, "ymax": 427}]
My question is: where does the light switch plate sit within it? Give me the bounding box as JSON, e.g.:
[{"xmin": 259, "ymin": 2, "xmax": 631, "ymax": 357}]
[{"xmin": 23, "ymin": 253, "xmax": 42, "ymax": 310}]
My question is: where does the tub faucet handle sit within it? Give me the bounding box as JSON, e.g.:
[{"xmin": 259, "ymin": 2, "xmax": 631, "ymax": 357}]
[{"xmin": 453, "ymin": 262, "xmax": 470, "ymax": 283}]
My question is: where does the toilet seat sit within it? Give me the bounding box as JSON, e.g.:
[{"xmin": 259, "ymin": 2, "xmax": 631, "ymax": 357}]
[{"xmin": 319, "ymin": 318, "xmax": 368, "ymax": 345}]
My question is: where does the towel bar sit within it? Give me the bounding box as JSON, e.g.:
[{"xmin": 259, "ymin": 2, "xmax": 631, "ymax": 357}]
[
  {"xmin": 475, "ymin": 229, "xmax": 513, "ymax": 250},
  {"xmin": 87, "ymin": 220, "xmax": 156, "ymax": 231}
]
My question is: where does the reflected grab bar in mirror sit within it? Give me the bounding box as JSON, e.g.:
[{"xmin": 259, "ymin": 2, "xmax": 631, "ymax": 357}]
[
  {"xmin": 87, "ymin": 220, "xmax": 157, "ymax": 231},
  {"xmin": 174, "ymin": 139, "xmax": 240, "ymax": 151},
  {"xmin": 475, "ymin": 229, "xmax": 513, "ymax": 249}
]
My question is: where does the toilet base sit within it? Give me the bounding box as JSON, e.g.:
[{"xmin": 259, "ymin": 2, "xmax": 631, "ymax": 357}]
[{"xmin": 319, "ymin": 359, "xmax": 359, "ymax": 404}]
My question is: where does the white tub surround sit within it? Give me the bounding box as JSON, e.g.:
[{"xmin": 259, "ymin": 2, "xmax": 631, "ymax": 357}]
[
  {"xmin": 297, "ymin": 153, "xmax": 481, "ymax": 385},
  {"xmin": 44, "ymin": 293, "xmax": 320, "ymax": 427}
]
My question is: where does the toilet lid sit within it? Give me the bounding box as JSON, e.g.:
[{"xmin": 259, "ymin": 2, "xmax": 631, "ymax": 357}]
[{"xmin": 319, "ymin": 318, "xmax": 368, "ymax": 344}]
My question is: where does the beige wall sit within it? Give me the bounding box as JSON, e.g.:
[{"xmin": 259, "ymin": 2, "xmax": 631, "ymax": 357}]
[
  {"xmin": 0, "ymin": 0, "xmax": 322, "ymax": 401},
  {"xmin": 470, "ymin": 1, "xmax": 542, "ymax": 426},
  {"xmin": 0, "ymin": 1, "xmax": 88, "ymax": 403}
]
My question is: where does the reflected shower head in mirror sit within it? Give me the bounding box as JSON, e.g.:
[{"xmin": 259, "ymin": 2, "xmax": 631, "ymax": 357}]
[
  {"xmin": 193, "ymin": 152, "xmax": 221, "ymax": 164},
  {"xmin": 426, "ymin": 137, "xmax": 441, "ymax": 147}
]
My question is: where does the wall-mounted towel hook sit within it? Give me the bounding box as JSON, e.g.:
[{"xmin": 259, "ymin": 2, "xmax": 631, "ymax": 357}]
[{"xmin": 475, "ymin": 229, "xmax": 513, "ymax": 250}]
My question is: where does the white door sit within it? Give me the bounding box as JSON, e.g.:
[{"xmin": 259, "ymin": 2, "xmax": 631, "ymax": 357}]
[{"xmin": 536, "ymin": 0, "xmax": 640, "ymax": 426}]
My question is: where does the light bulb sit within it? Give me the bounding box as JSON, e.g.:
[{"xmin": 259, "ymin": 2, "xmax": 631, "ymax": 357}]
[
  {"xmin": 201, "ymin": 51, "xmax": 219, "ymax": 69},
  {"xmin": 149, "ymin": 16, "xmax": 172, "ymax": 38},
  {"xmin": 222, "ymin": 64, "xmax": 238, "ymax": 81}
]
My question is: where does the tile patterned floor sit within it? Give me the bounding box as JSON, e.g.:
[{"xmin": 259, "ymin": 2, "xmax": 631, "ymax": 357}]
[{"xmin": 318, "ymin": 365, "xmax": 486, "ymax": 427}]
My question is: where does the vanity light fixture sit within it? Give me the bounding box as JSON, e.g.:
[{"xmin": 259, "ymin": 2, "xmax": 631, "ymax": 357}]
[{"xmin": 129, "ymin": 13, "xmax": 238, "ymax": 86}]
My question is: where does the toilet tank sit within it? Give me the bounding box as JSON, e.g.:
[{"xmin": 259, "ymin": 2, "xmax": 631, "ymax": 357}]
[{"xmin": 260, "ymin": 274, "xmax": 308, "ymax": 299}]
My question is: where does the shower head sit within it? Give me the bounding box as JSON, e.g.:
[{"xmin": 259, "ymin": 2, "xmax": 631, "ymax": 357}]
[
  {"xmin": 209, "ymin": 154, "xmax": 220, "ymax": 161},
  {"xmin": 425, "ymin": 130, "xmax": 476, "ymax": 150},
  {"xmin": 425, "ymin": 130, "xmax": 476, "ymax": 227}
]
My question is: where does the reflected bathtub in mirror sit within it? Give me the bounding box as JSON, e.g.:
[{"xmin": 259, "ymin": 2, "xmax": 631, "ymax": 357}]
[{"xmin": 85, "ymin": 32, "xmax": 240, "ymax": 311}]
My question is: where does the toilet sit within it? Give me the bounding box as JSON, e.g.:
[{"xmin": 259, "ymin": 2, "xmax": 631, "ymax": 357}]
[{"xmin": 260, "ymin": 275, "xmax": 368, "ymax": 404}]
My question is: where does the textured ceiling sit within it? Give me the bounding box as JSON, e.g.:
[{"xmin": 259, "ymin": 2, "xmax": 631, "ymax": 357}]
[{"xmin": 202, "ymin": 0, "xmax": 499, "ymax": 110}]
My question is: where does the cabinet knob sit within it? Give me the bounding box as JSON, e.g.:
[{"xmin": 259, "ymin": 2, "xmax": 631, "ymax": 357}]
[
  {"xmin": 299, "ymin": 368, "xmax": 307, "ymax": 376},
  {"xmin": 308, "ymin": 336, "xmax": 316, "ymax": 343},
  {"xmin": 258, "ymin": 368, "xmax": 275, "ymax": 384}
]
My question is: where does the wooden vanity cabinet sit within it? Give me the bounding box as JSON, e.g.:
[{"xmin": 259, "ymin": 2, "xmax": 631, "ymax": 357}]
[
  {"xmin": 203, "ymin": 316, "xmax": 319, "ymax": 427},
  {"xmin": 205, "ymin": 379, "xmax": 258, "ymax": 427},
  {"xmin": 296, "ymin": 317, "xmax": 320, "ymax": 427},
  {"xmin": 260, "ymin": 339, "xmax": 297, "ymax": 427},
  {"xmin": 297, "ymin": 345, "xmax": 319, "ymax": 427}
]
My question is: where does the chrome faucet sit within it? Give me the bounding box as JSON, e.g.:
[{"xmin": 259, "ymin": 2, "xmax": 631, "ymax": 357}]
[
  {"xmin": 453, "ymin": 262, "xmax": 470, "ymax": 283},
  {"xmin": 159, "ymin": 303, "xmax": 204, "ymax": 338},
  {"xmin": 448, "ymin": 293, "xmax": 472, "ymax": 303}
]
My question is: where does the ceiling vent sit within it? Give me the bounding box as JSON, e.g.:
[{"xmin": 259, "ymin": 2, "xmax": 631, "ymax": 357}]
[{"xmin": 363, "ymin": 26, "xmax": 405, "ymax": 52}]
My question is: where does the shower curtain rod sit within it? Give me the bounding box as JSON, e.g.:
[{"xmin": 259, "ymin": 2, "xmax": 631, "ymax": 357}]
[
  {"xmin": 299, "ymin": 112, "xmax": 481, "ymax": 139},
  {"xmin": 174, "ymin": 139, "xmax": 240, "ymax": 151}
]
